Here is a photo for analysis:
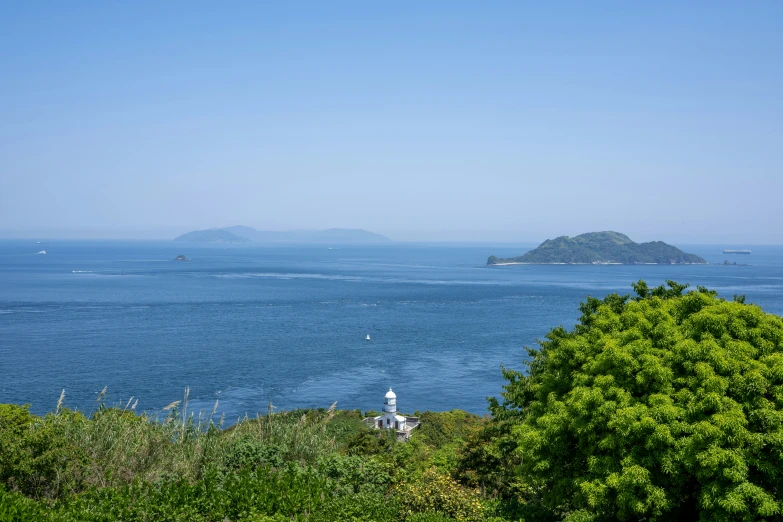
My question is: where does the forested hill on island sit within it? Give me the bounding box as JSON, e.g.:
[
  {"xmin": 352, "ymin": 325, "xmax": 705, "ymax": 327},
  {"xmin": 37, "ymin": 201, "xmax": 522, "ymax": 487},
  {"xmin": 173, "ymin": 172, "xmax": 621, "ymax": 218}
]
[
  {"xmin": 487, "ymin": 231, "xmax": 707, "ymax": 265},
  {"xmin": 174, "ymin": 226, "xmax": 390, "ymax": 243}
]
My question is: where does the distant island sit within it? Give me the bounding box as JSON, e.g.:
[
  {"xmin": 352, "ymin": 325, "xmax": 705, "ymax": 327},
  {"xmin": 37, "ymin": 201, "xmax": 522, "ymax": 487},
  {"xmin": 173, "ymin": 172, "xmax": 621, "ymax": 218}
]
[
  {"xmin": 488, "ymin": 231, "xmax": 707, "ymax": 265},
  {"xmin": 174, "ymin": 226, "xmax": 390, "ymax": 243},
  {"xmin": 173, "ymin": 229, "xmax": 250, "ymax": 243},
  {"xmin": 175, "ymin": 255, "xmax": 187, "ymax": 261}
]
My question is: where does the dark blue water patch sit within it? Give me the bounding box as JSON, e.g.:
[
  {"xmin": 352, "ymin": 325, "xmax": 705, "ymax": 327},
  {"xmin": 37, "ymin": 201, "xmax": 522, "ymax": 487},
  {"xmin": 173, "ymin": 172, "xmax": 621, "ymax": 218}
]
[{"xmin": 1, "ymin": 240, "xmax": 782, "ymax": 419}]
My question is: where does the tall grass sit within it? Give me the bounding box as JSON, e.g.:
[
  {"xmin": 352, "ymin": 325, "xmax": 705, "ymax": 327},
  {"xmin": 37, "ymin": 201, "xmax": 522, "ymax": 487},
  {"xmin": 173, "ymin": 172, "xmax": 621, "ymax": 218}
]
[
  {"xmin": 226, "ymin": 403, "xmax": 339, "ymax": 465},
  {"xmin": 1, "ymin": 390, "xmax": 503, "ymax": 521},
  {"xmin": 2, "ymin": 388, "xmax": 346, "ymax": 499}
]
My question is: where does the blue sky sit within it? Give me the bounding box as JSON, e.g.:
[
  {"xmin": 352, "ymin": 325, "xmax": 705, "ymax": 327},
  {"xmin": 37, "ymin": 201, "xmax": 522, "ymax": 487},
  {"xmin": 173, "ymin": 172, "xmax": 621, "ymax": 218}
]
[{"xmin": 1, "ymin": 2, "xmax": 781, "ymax": 242}]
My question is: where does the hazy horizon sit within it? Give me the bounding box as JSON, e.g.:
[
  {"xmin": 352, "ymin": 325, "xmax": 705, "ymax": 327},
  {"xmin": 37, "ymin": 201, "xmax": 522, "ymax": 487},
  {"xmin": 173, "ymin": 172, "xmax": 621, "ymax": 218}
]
[
  {"xmin": 2, "ymin": 3, "xmax": 782, "ymax": 244},
  {"xmin": 0, "ymin": 224, "xmax": 779, "ymax": 246}
]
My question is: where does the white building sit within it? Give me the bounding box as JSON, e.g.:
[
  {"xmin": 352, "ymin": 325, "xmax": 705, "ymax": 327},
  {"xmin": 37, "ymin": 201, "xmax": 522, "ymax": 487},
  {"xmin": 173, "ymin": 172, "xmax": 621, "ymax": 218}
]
[{"xmin": 366, "ymin": 388, "xmax": 420, "ymax": 441}]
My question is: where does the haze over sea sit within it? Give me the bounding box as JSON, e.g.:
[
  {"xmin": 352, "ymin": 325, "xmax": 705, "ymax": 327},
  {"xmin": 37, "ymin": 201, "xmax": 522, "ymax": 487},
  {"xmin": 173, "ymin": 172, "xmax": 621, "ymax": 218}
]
[{"xmin": 2, "ymin": 240, "xmax": 782, "ymax": 421}]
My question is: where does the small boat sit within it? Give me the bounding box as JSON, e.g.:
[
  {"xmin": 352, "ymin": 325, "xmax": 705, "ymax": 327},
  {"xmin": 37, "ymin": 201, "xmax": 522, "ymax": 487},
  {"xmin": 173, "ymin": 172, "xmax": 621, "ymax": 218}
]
[
  {"xmin": 37, "ymin": 250, "xmax": 46, "ymax": 255},
  {"xmin": 366, "ymin": 334, "xmax": 371, "ymax": 341}
]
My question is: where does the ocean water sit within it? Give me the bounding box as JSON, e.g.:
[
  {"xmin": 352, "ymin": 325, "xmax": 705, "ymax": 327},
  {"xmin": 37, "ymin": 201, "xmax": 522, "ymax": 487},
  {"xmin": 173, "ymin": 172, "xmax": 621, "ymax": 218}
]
[{"xmin": 1, "ymin": 240, "xmax": 782, "ymax": 421}]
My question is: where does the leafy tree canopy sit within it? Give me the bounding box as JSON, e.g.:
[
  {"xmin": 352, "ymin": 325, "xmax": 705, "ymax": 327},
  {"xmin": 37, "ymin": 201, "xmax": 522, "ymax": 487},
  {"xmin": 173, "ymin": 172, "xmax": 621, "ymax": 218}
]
[{"xmin": 491, "ymin": 280, "xmax": 783, "ymax": 521}]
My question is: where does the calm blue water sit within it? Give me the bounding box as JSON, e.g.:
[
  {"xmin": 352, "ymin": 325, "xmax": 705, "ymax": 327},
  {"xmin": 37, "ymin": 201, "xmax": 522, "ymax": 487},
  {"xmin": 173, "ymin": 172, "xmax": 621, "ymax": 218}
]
[{"xmin": 1, "ymin": 241, "xmax": 782, "ymax": 421}]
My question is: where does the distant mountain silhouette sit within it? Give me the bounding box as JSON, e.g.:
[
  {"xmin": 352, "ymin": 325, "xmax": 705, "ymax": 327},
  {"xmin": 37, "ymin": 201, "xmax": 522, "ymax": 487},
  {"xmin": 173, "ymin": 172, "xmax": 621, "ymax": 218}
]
[
  {"xmin": 175, "ymin": 226, "xmax": 390, "ymax": 243},
  {"xmin": 173, "ymin": 229, "xmax": 250, "ymax": 243}
]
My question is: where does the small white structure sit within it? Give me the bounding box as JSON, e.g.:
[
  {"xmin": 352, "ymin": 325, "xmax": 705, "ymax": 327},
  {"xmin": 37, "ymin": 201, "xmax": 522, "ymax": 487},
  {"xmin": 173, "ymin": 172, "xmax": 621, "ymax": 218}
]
[{"xmin": 365, "ymin": 388, "xmax": 420, "ymax": 441}]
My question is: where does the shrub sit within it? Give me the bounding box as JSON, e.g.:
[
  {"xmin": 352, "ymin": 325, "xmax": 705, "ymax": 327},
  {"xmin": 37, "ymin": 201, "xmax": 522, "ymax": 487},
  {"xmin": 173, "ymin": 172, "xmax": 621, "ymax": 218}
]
[
  {"xmin": 325, "ymin": 410, "xmax": 370, "ymax": 448},
  {"xmin": 310, "ymin": 491, "xmax": 399, "ymax": 522},
  {"xmin": 407, "ymin": 513, "xmax": 456, "ymax": 522},
  {"xmin": 318, "ymin": 454, "xmax": 393, "ymax": 495},
  {"xmin": 417, "ymin": 411, "xmax": 484, "ymax": 449},
  {"xmin": 0, "ymin": 408, "xmax": 89, "ymax": 499},
  {"xmin": 397, "ymin": 467, "xmax": 485, "ymax": 521},
  {"xmin": 0, "ymin": 484, "xmax": 43, "ymax": 522},
  {"xmin": 220, "ymin": 437, "xmax": 285, "ymax": 471}
]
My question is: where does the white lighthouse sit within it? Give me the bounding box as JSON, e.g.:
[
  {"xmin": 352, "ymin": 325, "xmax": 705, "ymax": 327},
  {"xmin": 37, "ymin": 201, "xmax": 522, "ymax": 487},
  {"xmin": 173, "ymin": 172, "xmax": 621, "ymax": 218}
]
[{"xmin": 369, "ymin": 388, "xmax": 420, "ymax": 440}]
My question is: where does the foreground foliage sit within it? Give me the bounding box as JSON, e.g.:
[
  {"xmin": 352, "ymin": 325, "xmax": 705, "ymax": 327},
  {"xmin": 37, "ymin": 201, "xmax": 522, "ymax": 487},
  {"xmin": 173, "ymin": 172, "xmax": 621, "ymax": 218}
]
[
  {"xmin": 491, "ymin": 280, "xmax": 783, "ymax": 521},
  {"xmin": 0, "ymin": 399, "xmax": 496, "ymax": 521}
]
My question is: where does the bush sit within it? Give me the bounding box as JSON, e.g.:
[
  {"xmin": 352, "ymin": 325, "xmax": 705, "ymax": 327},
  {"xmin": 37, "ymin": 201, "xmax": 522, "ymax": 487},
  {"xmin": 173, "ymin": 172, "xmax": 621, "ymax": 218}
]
[
  {"xmin": 0, "ymin": 407, "xmax": 89, "ymax": 499},
  {"xmin": 310, "ymin": 491, "xmax": 399, "ymax": 522},
  {"xmin": 50, "ymin": 465, "xmax": 334, "ymax": 521},
  {"xmin": 325, "ymin": 410, "xmax": 370, "ymax": 448},
  {"xmin": 0, "ymin": 484, "xmax": 43, "ymax": 522},
  {"xmin": 220, "ymin": 437, "xmax": 285, "ymax": 471},
  {"xmin": 397, "ymin": 467, "xmax": 485, "ymax": 521},
  {"xmin": 407, "ymin": 513, "xmax": 456, "ymax": 522},
  {"xmin": 416, "ymin": 411, "xmax": 484, "ymax": 449},
  {"xmin": 318, "ymin": 454, "xmax": 393, "ymax": 495}
]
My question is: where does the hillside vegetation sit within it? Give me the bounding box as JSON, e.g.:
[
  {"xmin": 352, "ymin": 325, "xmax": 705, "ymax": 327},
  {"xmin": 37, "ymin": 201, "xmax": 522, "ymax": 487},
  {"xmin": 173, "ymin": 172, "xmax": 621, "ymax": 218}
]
[
  {"xmin": 0, "ymin": 400, "xmax": 499, "ymax": 521},
  {"xmin": 487, "ymin": 231, "xmax": 706, "ymax": 265}
]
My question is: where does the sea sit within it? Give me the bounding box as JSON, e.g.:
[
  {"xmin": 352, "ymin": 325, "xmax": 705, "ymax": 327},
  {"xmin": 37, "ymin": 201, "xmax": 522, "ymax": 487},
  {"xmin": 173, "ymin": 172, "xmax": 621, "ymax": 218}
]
[{"xmin": 1, "ymin": 241, "xmax": 781, "ymax": 422}]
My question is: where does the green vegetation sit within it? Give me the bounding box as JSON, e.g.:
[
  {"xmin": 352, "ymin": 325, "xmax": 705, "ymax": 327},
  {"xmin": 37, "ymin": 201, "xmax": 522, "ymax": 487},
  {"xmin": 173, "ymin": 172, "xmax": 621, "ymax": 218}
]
[
  {"xmin": 487, "ymin": 231, "xmax": 706, "ymax": 265},
  {"xmin": 3, "ymin": 281, "xmax": 782, "ymax": 521},
  {"xmin": 0, "ymin": 398, "xmax": 498, "ymax": 521},
  {"xmin": 174, "ymin": 229, "xmax": 251, "ymax": 243},
  {"xmin": 488, "ymin": 281, "xmax": 783, "ymax": 520}
]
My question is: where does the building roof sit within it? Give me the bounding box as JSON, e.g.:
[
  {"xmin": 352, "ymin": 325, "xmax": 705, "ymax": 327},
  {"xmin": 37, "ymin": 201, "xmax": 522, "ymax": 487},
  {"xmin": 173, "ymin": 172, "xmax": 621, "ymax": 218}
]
[
  {"xmin": 385, "ymin": 388, "xmax": 396, "ymax": 399},
  {"xmin": 371, "ymin": 413, "xmax": 407, "ymax": 422}
]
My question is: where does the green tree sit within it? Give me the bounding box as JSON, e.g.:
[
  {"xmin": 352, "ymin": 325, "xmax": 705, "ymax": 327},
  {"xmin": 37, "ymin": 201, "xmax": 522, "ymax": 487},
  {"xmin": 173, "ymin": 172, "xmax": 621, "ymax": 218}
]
[{"xmin": 491, "ymin": 281, "xmax": 783, "ymax": 521}]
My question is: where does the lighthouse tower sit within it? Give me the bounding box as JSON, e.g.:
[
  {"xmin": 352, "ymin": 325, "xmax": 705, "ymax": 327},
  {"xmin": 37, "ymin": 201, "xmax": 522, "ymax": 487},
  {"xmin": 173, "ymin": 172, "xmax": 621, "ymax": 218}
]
[
  {"xmin": 383, "ymin": 388, "xmax": 396, "ymax": 413},
  {"xmin": 367, "ymin": 388, "xmax": 420, "ymax": 441},
  {"xmin": 375, "ymin": 388, "xmax": 406, "ymax": 430}
]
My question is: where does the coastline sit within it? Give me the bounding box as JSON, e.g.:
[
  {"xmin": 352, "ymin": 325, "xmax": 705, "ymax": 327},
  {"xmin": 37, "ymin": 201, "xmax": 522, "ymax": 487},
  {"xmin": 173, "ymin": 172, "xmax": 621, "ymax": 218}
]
[
  {"xmin": 489, "ymin": 261, "xmax": 709, "ymax": 266},
  {"xmin": 488, "ymin": 262, "xmax": 623, "ymax": 266}
]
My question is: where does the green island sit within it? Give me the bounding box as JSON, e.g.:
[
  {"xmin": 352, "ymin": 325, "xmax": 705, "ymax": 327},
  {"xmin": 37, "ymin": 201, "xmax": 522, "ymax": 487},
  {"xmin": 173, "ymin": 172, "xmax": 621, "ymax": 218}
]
[
  {"xmin": 3, "ymin": 281, "xmax": 782, "ymax": 521},
  {"xmin": 487, "ymin": 231, "xmax": 707, "ymax": 265}
]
